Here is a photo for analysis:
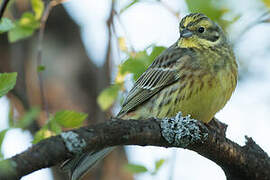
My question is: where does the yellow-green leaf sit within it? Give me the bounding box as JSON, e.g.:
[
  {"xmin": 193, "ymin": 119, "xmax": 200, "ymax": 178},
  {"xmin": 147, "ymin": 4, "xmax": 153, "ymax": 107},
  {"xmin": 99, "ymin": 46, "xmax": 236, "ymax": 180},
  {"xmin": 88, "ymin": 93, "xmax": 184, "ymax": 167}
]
[
  {"xmin": 8, "ymin": 12, "xmax": 40, "ymax": 43},
  {"xmin": 0, "ymin": 72, "xmax": 17, "ymax": 97},
  {"xmin": 119, "ymin": 46, "xmax": 165, "ymax": 81},
  {"xmin": 154, "ymin": 159, "xmax": 166, "ymax": 173},
  {"xmin": 0, "ymin": 18, "xmax": 15, "ymax": 33},
  {"xmin": 118, "ymin": 37, "xmax": 128, "ymax": 52},
  {"xmin": 148, "ymin": 46, "xmax": 166, "ymax": 62},
  {"xmin": 8, "ymin": 25, "xmax": 34, "ymax": 43},
  {"xmin": 97, "ymin": 84, "xmax": 120, "ymax": 111},
  {"xmin": 262, "ymin": 0, "xmax": 270, "ymax": 8},
  {"xmin": 49, "ymin": 120, "xmax": 62, "ymax": 134},
  {"xmin": 119, "ymin": 51, "xmax": 149, "ymax": 81},
  {"xmin": 19, "ymin": 12, "xmax": 40, "ymax": 29},
  {"xmin": 124, "ymin": 163, "xmax": 148, "ymax": 174},
  {"xmin": 53, "ymin": 110, "xmax": 88, "ymax": 128},
  {"xmin": 0, "ymin": 129, "xmax": 9, "ymax": 158},
  {"xmin": 31, "ymin": 0, "xmax": 44, "ymax": 20},
  {"xmin": 37, "ymin": 65, "xmax": 46, "ymax": 72},
  {"xmin": 32, "ymin": 126, "xmax": 54, "ymax": 144},
  {"xmin": 185, "ymin": 0, "xmax": 229, "ymax": 29}
]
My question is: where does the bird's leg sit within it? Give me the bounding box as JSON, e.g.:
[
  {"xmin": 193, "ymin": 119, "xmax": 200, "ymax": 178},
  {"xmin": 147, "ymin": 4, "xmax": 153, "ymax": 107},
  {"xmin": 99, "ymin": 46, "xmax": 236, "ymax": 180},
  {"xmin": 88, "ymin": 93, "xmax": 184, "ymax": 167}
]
[{"xmin": 206, "ymin": 117, "xmax": 228, "ymax": 137}]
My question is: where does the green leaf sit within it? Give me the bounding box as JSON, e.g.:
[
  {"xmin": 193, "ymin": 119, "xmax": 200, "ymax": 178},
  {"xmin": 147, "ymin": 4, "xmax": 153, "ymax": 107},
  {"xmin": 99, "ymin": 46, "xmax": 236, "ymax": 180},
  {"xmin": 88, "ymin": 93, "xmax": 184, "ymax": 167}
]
[
  {"xmin": 32, "ymin": 128, "xmax": 46, "ymax": 144},
  {"xmin": 185, "ymin": 0, "xmax": 229, "ymax": 29},
  {"xmin": 120, "ymin": 51, "xmax": 149, "ymax": 81},
  {"xmin": 49, "ymin": 120, "xmax": 62, "ymax": 134},
  {"xmin": 8, "ymin": 12, "xmax": 40, "ymax": 43},
  {"xmin": 15, "ymin": 107, "xmax": 40, "ymax": 129},
  {"xmin": 186, "ymin": 0, "xmax": 223, "ymax": 20},
  {"xmin": 33, "ymin": 110, "xmax": 87, "ymax": 143},
  {"xmin": 97, "ymin": 84, "xmax": 120, "ymax": 111},
  {"xmin": 37, "ymin": 65, "xmax": 46, "ymax": 72},
  {"xmin": 0, "ymin": 129, "xmax": 9, "ymax": 158},
  {"xmin": 154, "ymin": 159, "xmax": 166, "ymax": 174},
  {"xmin": 120, "ymin": 0, "xmax": 140, "ymax": 14},
  {"xmin": 124, "ymin": 163, "xmax": 148, "ymax": 174},
  {"xmin": 8, "ymin": 25, "xmax": 34, "ymax": 42},
  {"xmin": 0, "ymin": 72, "xmax": 17, "ymax": 97},
  {"xmin": 119, "ymin": 46, "xmax": 165, "ymax": 81},
  {"xmin": 149, "ymin": 46, "xmax": 166, "ymax": 61},
  {"xmin": 53, "ymin": 110, "xmax": 88, "ymax": 128},
  {"xmin": 31, "ymin": 0, "xmax": 44, "ymax": 20},
  {"xmin": 32, "ymin": 125, "xmax": 52, "ymax": 144},
  {"xmin": 0, "ymin": 18, "xmax": 15, "ymax": 33},
  {"xmin": 19, "ymin": 12, "xmax": 40, "ymax": 29}
]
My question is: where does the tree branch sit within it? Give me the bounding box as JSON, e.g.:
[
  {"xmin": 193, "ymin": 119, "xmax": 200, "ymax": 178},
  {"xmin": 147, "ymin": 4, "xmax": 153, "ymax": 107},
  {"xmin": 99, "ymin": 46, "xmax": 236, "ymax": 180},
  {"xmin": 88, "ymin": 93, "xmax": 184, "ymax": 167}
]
[
  {"xmin": 0, "ymin": 113, "xmax": 269, "ymax": 180},
  {"xmin": 0, "ymin": 0, "xmax": 10, "ymax": 20}
]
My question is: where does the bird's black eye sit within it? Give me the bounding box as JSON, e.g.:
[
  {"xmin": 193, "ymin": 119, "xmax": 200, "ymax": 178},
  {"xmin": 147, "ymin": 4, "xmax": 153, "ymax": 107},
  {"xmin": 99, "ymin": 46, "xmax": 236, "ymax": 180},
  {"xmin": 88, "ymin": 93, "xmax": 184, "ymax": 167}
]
[{"xmin": 198, "ymin": 27, "xmax": 205, "ymax": 33}]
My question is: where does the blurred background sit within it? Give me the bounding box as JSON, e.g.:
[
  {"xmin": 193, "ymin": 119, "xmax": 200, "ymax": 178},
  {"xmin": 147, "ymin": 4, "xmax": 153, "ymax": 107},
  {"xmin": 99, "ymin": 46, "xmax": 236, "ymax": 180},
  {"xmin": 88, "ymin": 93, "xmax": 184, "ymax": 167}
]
[{"xmin": 0, "ymin": 0, "xmax": 270, "ymax": 179}]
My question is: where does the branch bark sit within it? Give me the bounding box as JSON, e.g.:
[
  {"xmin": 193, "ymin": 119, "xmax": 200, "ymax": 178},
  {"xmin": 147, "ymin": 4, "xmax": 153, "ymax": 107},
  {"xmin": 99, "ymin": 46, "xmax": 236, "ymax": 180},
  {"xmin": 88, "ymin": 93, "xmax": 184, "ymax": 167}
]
[
  {"xmin": 0, "ymin": 0, "xmax": 10, "ymax": 20},
  {"xmin": 0, "ymin": 115, "xmax": 269, "ymax": 180}
]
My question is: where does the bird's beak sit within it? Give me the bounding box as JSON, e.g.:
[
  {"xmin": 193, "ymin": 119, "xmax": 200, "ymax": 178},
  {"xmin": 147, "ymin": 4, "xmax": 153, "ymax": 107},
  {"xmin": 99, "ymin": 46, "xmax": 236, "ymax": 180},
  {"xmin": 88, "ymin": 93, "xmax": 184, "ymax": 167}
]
[{"xmin": 180, "ymin": 29, "xmax": 193, "ymax": 38}]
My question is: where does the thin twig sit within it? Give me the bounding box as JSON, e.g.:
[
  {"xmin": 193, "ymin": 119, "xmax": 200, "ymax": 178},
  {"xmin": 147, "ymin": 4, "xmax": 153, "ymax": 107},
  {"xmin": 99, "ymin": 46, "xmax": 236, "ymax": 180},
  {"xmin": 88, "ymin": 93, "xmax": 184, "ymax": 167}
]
[
  {"xmin": 36, "ymin": 0, "xmax": 61, "ymax": 118},
  {"xmin": 104, "ymin": 0, "xmax": 114, "ymax": 78},
  {"xmin": 37, "ymin": 1, "xmax": 53, "ymax": 118},
  {"xmin": 0, "ymin": 0, "xmax": 10, "ymax": 20}
]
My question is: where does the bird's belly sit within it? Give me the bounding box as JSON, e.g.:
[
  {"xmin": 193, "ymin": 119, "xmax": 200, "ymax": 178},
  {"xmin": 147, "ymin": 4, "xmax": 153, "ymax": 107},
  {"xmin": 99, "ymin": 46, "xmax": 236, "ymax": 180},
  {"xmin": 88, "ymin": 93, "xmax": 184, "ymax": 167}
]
[
  {"xmin": 173, "ymin": 71, "xmax": 235, "ymax": 123},
  {"xmin": 150, "ymin": 71, "xmax": 235, "ymax": 123},
  {"xmin": 124, "ymin": 70, "xmax": 236, "ymax": 123}
]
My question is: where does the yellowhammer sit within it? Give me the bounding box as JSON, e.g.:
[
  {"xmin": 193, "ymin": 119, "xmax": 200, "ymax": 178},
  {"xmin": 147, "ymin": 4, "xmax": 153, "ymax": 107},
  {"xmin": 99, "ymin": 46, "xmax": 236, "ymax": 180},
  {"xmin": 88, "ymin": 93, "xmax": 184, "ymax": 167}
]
[{"xmin": 63, "ymin": 13, "xmax": 238, "ymax": 180}]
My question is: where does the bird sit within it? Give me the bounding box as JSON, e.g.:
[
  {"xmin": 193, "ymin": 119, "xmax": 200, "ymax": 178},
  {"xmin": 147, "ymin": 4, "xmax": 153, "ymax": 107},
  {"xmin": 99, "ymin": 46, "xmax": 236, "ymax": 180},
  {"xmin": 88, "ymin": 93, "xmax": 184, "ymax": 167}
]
[{"xmin": 62, "ymin": 13, "xmax": 238, "ymax": 180}]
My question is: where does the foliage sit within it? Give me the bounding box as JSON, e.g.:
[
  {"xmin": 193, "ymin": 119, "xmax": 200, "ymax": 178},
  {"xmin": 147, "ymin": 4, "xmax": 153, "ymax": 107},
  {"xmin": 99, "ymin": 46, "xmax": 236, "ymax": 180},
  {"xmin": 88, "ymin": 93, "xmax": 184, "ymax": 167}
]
[
  {"xmin": 31, "ymin": 0, "xmax": 45, "ymax": 20},
  {"xmin": 0, "ymin": 0, "xmax": 44, "ymax": 42},
  {"xmin": 33, "ymin": 110, "xmax": 88, "ymax": 144},
  {"xmin": 97, "ymin": 45, "xmax": 165, "ymax": 111},
  {"xmin": 185, "ymin": 0, "xmax": 240, "ymax": 30},
  {"xmin": 54, "ymin": 110, "xmax": 88, "ymax": 128},
  {"xmin": 8, "ymin": 12, "xmax": 40, "ymax": 42},
  {"xmin": 124, "ymin": 158, "xmax": 166, "ymax": 175},
  {"xmin": 120, "ymin": 46, "xmax": 165, "ymax": 81},
  {"xmin": 0, "ymin": 129, "xmax": 9, "ymax": 159},
  {"xmin": 125, "ymin": 163, "xmax": 148, "ymax": 174},
  {"xmin": 97, "ymin": 83, "xmax": 121, "ymax": 111},
  {"xmin": 37, "ymin": 65, "xmax": 46, "ymax": 72},
  {"xmin": 153, "ymin": 158, "xmax": 166, "ymax": 174},
  {"xmin": 0, "ymin": 73, "xmax": 17, "ymax": 97}
]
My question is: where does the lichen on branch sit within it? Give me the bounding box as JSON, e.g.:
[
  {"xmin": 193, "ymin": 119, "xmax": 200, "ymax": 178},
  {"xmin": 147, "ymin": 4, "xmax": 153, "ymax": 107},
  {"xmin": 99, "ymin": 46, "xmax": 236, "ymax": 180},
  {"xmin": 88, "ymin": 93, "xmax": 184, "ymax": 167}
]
[{"xmin": 161, "ymin": 112, "xmax": 208, "ymax": 147}]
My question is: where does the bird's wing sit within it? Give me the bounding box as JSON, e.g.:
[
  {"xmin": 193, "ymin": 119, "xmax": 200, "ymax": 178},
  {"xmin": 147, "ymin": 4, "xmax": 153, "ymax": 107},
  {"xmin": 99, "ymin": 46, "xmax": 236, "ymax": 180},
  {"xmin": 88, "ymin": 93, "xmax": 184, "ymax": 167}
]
[{"xmin": 117, "ymin": 43, "xmax": 190, "ymax": 118}]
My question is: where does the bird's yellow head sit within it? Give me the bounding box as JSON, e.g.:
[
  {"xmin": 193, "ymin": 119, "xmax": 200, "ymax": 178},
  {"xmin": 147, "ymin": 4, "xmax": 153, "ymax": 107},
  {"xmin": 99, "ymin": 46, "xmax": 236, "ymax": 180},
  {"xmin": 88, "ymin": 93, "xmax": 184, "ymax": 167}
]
[{"xmin": 178, "ymin": 13, "xmax": 226, "ymax": 49}]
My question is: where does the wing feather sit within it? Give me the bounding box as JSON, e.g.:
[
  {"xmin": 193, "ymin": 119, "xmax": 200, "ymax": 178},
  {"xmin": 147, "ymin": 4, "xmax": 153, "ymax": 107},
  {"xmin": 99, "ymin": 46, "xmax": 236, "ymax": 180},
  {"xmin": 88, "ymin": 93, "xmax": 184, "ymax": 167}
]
[{"xmin": 117, "ymin": 42, "xmax": 190, "ymax": 117}]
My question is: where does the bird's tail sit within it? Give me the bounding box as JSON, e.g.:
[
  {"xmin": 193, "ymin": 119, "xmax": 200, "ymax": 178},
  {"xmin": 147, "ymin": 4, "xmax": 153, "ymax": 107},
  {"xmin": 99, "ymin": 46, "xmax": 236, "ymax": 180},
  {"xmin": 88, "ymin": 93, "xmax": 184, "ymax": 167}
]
[{"xmin": 61, "ymin": 147, "xmax": 114, "ymax": 180}]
